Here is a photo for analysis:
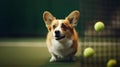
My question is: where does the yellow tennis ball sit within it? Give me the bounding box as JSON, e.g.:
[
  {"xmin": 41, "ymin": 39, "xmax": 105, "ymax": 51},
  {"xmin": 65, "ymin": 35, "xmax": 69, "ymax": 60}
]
[
  {"xmin": 83, "ymin": 47, "xmax": 95, "ymax": 58},
  {"xmin": 107, "ymin": 59, "xmax": 117, "ymax": 67},
  {"xmin": 94, "ymin": 21, "xmax": 105, "ymax": 32}
]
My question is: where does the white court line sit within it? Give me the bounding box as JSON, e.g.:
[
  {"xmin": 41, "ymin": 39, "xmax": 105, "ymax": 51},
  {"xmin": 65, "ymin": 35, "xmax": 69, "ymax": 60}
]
[
  {"xmin": 0, "ymin": 42, "xmax": 46, "ymax": 47},
  {"xmin": 0, "ymin": 42, "xmax": 119, "ymax": 47}
]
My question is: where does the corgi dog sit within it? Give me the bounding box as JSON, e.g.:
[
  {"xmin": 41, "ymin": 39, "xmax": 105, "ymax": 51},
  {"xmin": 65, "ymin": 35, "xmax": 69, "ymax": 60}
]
[{"xmin": 43, "ymin": 10, "xmax": 80, "ymax": 62}]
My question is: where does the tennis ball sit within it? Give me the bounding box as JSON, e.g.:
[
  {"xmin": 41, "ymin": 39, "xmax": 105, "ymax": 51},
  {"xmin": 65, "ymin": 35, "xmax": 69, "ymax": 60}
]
[
  {"xmin": 94, "ymin": 21, "xmax": 105, "ymax": 32},
  {"xmin": 107, "ymin": 59, "xmax": 117, "ymax": 67},
  {"xmin": 83, "ymin": 47, "xmax": 95, "ymax": 58}
]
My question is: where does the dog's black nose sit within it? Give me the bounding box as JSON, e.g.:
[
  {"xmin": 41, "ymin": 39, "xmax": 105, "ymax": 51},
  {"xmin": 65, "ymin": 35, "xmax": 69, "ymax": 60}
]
[{"xmin": 55, "ymin": 30, "xmax": 60, "ymax": 37}]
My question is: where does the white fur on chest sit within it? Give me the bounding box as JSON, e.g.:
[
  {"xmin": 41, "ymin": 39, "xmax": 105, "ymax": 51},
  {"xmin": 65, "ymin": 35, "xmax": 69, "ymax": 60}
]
[
  {"xmin": 50, "ymin": 38, "xmax": 74, "ymax": 57},
  {"xmin": 52, "ymin": 38, "xmax": 73, "ymax": 49}
]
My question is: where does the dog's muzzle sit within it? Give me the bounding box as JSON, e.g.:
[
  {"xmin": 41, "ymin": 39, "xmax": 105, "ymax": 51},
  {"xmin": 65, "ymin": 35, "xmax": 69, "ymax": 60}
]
[{"xmin": 55, "ymin": 30, "xmax": 65, "ymax": 40}]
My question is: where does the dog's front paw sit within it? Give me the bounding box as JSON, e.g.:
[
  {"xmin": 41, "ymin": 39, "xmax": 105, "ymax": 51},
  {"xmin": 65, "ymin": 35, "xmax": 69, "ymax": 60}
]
[
  {"xmin": 57, "ymin": 55, "xmax": 64, "ymax": 59},
  {"xmin": 50, "ymin": 56, "xmax": 57, "ymax": 62}
]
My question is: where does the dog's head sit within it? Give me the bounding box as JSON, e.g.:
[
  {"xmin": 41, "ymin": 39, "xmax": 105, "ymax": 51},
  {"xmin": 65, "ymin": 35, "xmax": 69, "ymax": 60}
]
[{"xmin": 43, "ymin": 10, "xmax": 80, "ymax": 40}]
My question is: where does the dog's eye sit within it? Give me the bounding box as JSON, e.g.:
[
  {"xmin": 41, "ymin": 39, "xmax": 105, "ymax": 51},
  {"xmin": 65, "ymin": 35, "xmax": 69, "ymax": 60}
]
[
  {"xmin": 53, "ymin": 25, "xmax": 56, "ymax": 29},
  {"xmin": 61, "ymin": 23, "xmax": 67, "ymax": 30}
]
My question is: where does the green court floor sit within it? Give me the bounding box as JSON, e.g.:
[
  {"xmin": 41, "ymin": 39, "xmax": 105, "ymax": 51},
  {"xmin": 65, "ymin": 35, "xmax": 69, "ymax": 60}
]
[
  {"xmin": 0, "ymin": 38, "xmax": 120, "ymax": 67},
  {"xmin": 0, "ymin": 42, "xmax": 81, "ymax": 67}
]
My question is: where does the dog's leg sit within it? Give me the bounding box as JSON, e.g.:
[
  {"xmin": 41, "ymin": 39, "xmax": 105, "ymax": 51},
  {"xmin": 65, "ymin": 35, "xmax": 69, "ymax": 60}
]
[
  {"xmin": 49, "ymin": 53, "xmax": 57, "ymax": 62},
  {"xmin": 70, "ymin": 56, "xmax": 76, "ymax": 61}
]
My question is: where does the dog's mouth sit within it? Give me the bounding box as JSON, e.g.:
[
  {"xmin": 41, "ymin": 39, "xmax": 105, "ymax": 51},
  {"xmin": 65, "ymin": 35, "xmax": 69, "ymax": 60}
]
[{"xmin": 55, "ymin": 35, "xmax": 65, "ymax": 40}]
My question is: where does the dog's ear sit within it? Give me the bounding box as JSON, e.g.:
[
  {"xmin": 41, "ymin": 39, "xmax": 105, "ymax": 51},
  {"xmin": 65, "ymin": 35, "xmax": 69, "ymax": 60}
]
[
  {"xmin": 65, "ymin": 10, "xmax": 80, "ymax": 27},
  {"xmin": 43, "ymin": 11, "xmax": 56, "ymax": 27}
]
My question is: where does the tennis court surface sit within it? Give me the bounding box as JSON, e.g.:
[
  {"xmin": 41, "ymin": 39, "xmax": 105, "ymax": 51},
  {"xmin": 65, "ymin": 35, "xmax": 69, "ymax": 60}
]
[{"xmin": 0, "ymin": 38, "xmax": 120, "ymax": 67}]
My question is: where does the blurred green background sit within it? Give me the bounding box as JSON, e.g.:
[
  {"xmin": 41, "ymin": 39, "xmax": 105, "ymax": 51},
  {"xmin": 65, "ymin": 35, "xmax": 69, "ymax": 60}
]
[
  {"xmin": 0, "ymin": 0, "xmax": 119, "ymax": 38},
  {"xmin": 0, "ymin": 0, "xmax": 120, "ymax": 67}
]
